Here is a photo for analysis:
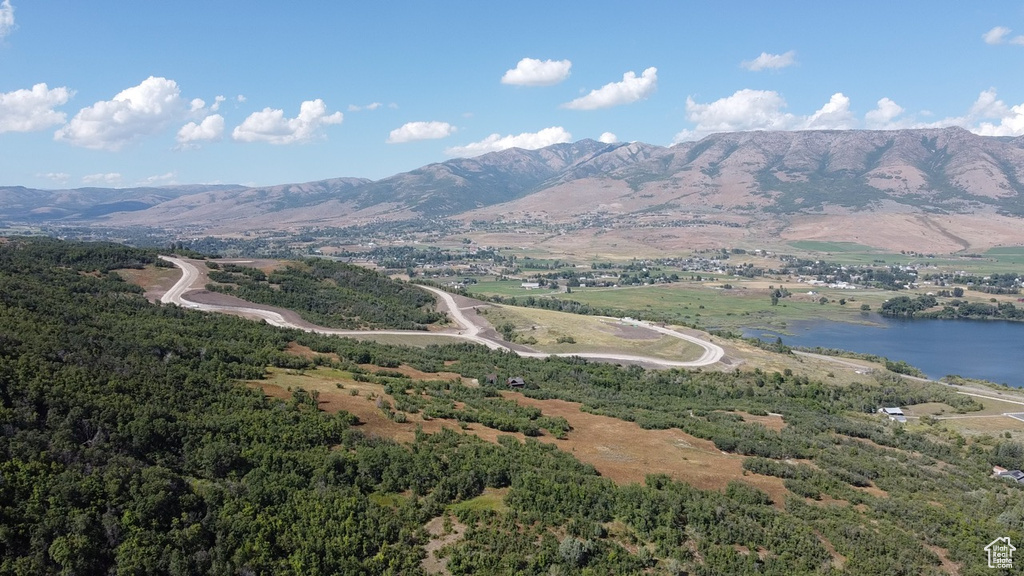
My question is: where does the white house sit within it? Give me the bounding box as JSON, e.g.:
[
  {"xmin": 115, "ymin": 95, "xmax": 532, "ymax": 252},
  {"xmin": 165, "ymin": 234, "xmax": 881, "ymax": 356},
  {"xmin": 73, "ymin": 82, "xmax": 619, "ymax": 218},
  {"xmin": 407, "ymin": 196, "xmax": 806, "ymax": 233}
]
[{"xmin": 878, "ymin": 407, "xmax": 907, "ymax": 423}]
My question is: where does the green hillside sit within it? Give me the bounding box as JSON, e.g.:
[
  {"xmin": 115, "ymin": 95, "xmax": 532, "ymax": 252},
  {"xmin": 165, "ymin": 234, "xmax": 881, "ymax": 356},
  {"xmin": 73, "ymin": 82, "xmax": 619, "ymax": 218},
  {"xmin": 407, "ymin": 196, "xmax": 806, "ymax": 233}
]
[{"xmin": 1, "ymin": 237, "xmax": 1021, "ymax": 575}]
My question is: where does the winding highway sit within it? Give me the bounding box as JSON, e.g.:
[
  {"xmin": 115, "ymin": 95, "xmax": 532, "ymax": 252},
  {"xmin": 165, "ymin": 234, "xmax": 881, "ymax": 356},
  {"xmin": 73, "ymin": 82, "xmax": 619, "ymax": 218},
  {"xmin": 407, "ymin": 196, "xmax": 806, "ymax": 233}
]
[{"xmin": 159, "ymin": 256, "xmax": 724, "ymax": 368}]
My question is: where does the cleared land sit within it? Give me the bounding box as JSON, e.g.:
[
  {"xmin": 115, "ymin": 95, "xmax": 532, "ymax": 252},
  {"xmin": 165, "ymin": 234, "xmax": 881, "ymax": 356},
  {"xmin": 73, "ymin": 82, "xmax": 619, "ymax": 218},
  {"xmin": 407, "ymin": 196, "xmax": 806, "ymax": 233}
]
[
  {"xmin": 478, "ymin": 304, "xmax": 705, "ymax": 361},
  {"xmin": 249, "ymin": 362, "xmax": 789, "ymax": 504}
]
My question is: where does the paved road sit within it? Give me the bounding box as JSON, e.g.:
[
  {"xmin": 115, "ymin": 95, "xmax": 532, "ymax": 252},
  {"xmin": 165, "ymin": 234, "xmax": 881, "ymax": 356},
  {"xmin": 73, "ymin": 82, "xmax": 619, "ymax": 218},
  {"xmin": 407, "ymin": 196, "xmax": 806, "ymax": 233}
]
[{"xmin": 159, "ymin": 256, "xmax": 725, "ymax": 368}]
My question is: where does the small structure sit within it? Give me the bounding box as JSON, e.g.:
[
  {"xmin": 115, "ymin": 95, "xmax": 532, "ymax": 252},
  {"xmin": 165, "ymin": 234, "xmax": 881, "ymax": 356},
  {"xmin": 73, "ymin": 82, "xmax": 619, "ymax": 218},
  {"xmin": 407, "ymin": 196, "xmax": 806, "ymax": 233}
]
[
  {"xmin": 996, "ymin": 468, "xmax": 1024, "ymax": 483},
  {"xmin": 507, "ymin": 376, "xmax": 526, "ymax": 388},
  {"xmin": 521, "ymin": 282, "xmax": 540, "ymax": 289},
  {"xmin": 878, "ymin": 407, "xmax": 907, "ymax": 424}
]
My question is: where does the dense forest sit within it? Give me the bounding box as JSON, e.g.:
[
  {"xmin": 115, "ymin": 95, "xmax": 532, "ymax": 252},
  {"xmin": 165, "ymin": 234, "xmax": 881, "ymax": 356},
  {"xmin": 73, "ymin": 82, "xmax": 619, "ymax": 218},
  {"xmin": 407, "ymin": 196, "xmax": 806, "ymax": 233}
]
[
  {"xmin": 1, "ymin": 237, "xmax": 1022, "ymax": 575},
  {"xmin": 205, "ymin": 258, "xmax": 443, "ymax": 330}
]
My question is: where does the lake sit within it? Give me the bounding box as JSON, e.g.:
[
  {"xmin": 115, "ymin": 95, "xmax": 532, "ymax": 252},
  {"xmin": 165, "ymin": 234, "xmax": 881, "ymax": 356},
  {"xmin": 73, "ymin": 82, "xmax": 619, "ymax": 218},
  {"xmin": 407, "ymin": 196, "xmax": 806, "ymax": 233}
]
[{"xmin": 742, "ymin": 315, "xmax": 1024, "ymax": 387}]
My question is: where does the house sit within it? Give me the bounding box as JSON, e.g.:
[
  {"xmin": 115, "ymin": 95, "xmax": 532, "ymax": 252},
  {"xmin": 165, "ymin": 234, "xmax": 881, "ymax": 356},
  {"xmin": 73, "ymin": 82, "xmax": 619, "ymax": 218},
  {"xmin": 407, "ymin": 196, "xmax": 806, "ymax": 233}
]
[
  {"xmin": 998, "ymin": 469, "xmax": 1024, "ymax": 483},
  {"xmin": 878, "ymin": 407, "xmax": 907, "ymax": 423},
  {"xmin": 507, "ymin": 376, "xmax": 526, "ymax": 388},
  {"xmin": 521, "ymin": 282, "xmax": 540, "ymax": 289}
]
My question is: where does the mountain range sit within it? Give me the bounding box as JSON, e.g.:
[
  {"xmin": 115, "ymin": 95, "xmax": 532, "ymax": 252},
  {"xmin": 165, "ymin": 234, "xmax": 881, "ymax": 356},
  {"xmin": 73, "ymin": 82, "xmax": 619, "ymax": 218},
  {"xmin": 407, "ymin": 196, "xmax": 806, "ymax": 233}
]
[{"xmin": 5, "ymin": 127, "xmax": 1024, "ymax": 252}]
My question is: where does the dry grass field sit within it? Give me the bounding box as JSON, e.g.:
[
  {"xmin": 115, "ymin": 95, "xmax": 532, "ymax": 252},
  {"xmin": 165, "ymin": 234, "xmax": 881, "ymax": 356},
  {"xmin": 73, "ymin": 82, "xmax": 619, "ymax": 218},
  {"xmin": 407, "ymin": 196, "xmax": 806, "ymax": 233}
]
[
  {"xmin": 479, "ymin": 304, "xmax": 705, "ymax": 361},
  {"xmin": 247, "ymin": 361, "xmax": 789, "ymax": 505}
]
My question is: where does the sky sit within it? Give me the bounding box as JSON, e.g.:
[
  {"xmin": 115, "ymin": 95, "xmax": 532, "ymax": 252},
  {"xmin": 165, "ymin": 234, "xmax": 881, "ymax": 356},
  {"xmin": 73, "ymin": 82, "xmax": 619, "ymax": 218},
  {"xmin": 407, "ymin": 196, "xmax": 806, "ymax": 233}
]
[{"xmin": 2, "ymin": 1, "xmax": 1024, "ymax": 189}]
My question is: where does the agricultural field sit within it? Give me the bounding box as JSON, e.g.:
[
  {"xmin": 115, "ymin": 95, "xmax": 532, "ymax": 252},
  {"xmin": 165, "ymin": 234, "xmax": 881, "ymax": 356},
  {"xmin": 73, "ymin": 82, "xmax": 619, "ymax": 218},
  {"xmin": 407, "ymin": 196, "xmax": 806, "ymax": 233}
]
[{"xmin": 471, "ymin": 278, "xmax": 897, "ymax": 333}]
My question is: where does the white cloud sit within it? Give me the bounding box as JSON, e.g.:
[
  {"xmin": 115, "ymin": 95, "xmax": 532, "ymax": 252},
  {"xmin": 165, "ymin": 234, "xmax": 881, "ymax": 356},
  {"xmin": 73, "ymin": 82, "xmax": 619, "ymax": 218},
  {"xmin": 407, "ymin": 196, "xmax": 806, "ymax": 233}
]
[
  {"xmin": 674, "ymin": 89, "xmax": 794, "ymax": 141},
  {"xmin": 189, "ymin": 98, "xmax": 205, "ymax": 112},
  {"xmin": 501, "ymin": 58, "xmax": 572, "ymax": 86},
  {"xmin": 236, "ymin": 94, "xmax": 246, "ymax": 103},
  {"xmin": 677, "ymin": 87, "xmax": 1024, "ymax": 140},
  {"xmin": 865, "ymin": 98, "xmax": 905, "ymax": 128},
  {"xmin": 348, "ymin": 102, "xmax": 383, "ymax": 112},
  {"xmin": 177, "ymin": 114, "xmax": 225, "ymax": 145},
  {"xmin": 0, "ymin": 0, "xmax": 14, "ymax": 40},
  {"xmin": 964, "ymin": 90, "xmax": 1024, "ymax": 137},
  {"xmin": 232, "ymin": 99, "xmax": 343, "ymax": 144},
  {"xmin": 55, "ymin": 76, "xmax": 185, "ymax": 150},
  {"xmin": 38, "ymin": 172, "xmax": 70, "ymax": 184},
  {"xmin": 0, "ymin": 83, "xmax": 72, "ymax": 133},
  {"xmin": 984, "ymin": 26, "xmax": 1011, "ymax": 44},
  {"xmin": 82, "ymin": 172, "xmax": 122, "ymax": 185},
  {"xmin": 210, "ymin": 95, "xmax": 226, "ymax": 112},
  {"xmin": 386, "ymin": 121, "xmax": 455, "ymax": 144},
  {"xmin": 741, "ymin": 50, "xmax": 796, "ymax": 71},
  {"xmin": 445, "ymin": 126, "xmax": 571, "ymax": 157},
  {"xmin": 140, "ymin": 172, "xmax": 176, "ymax": 185},
  {"xmin": 803, "ymin": 93, "xmax": 855, "ymax": 130},
  {"xmin": 983, "ymin": 26, "xmax": 1024, "ymax": 45},
  {"xmin": 673, "ymin": 90, "xmax": 854, "ymax": 142},
  {"xmin": 598, "ymin": 132, "xmax": 618, "ymax": 143},
  {"xmin": 562, "ymin": 67, "xmax": 658, "ymax": 110}
]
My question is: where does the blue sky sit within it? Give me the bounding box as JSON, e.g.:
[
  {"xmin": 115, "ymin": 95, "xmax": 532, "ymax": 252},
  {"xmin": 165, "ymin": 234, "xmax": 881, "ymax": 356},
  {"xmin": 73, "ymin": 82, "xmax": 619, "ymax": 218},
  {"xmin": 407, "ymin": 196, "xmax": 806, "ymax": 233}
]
[{"xmin": 2, "ymin": 1, "xmax": 1024, "ymax": 189}]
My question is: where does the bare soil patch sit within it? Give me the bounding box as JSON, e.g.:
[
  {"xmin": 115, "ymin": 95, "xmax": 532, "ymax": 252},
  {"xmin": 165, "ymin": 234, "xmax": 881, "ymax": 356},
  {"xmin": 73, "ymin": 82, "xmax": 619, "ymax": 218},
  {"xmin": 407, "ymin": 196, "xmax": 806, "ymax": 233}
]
[
  {"xmin": 248, "ymin": 368, "xmax": 789, "ymax": 504},
  {"xmin": 736, "ymin": 411, "xmax": 786, "ymax": 431},
  {"xmin": 422, "ymin": 515, "xmax": 467, "ymax": 576},
  {"xmin": 115, "ymin": 265, "xmax": 182, "ymax": 302},
  {"xmin": 503, "ymin": 393, "xmax": 789, "ymax": 503}
]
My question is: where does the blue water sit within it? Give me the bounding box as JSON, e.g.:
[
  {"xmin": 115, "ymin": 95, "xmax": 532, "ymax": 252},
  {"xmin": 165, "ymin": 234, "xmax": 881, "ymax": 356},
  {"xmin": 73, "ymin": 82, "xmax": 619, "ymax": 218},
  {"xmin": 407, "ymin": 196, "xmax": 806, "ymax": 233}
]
[{"xmin": 742, "ymin": 315, "xmax": 1024, "ymax": 387}]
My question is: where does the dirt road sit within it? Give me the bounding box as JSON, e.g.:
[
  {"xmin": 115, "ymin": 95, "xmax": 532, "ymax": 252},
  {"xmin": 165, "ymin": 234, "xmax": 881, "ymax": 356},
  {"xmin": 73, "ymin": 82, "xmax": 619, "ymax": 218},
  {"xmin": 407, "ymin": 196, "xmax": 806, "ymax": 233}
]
[{"xmin": 159, "ymin": 256, "xmax": 725, "ymax": 368}]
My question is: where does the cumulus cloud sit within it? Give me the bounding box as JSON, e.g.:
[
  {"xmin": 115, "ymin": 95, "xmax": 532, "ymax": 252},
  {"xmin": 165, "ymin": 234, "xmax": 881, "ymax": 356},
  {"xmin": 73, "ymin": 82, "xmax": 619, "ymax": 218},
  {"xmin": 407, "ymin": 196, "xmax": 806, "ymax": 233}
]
[
  {"xmin": 674, "ymin": 90, "xmax": 856, "ymax": 142},
  {"xmin": 741, "ymin": 50, "xmax": 796, "ymax": 71},
  {"xmin": 803, "ymin": 93, "xmax": 855, "ymax": 130},
  {"xmin": 232, "ymin": 99, "xmax": 343, "ymax": 144},
  {"xmin": 674, "ymin": 89, "xmax": 793, "ymax": 141},
  {"xmin": 386, "ymin": 121, "xmax": 455, "ymax": 144},
  {"xmin": 0, "ymin": 0, "xmax": 14, "ymax": 40},
  {"xmin": 82, "ymin": 172, "xmax": 122, "ymax": 185},
  {"xmin": 210, "ymin": 95, "xmax": 226, "ymax": 112},
  {"xmin": 348, "ymin": 102, "xmax": 382, "ymax": 112},
  {"xmin": 675, "ymin": 87, "xmax": 1024, "ymax": 141},
  {"xmin": 0, "ymin": 83, "xmax": 72, "ymax": 133},
  {"xmin": 55, "ymin": 76, "xmax": 185, "ymax": 150},
  {"xmin": 865, "ymin": 98, "xmax": 906, "ymax": 128},
  {"xmin": 982, "ymin": 26, "xmax": 1024, "ymax": 45},
  {"xmin": 501, "ymin": 58, "xmax": 572, "ymax": 86},
  {"xmin": 177, "ymin": 114, "xmax": 225, "ymax": 146},
  {"xmin": 445, "ymin": 126, "xmax": 571, "ymax": 157},
  {"xmin": 562, "ymin": 67, "xmax": 657, "ymax": 110},
  {"xmin": 236, "ymin": 94, "xmax": 246, "ymax": 103},
  {"xmin": 598, "ymin": 132, "xmax": 618, "ymax": 144},
  {"xmin": 965, "ymin": 90, "xmax": 1024, "ymax": 136}
]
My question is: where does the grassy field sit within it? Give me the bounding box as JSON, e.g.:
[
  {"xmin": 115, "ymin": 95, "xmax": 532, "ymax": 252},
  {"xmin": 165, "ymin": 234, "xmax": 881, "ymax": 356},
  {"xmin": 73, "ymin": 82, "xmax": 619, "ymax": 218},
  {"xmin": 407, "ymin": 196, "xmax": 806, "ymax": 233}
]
[
  {"xmin": 472, "ymin": 280, "xmax": 897, "ymax": 333},
  {"xmin": 480, "ymin": 304, "xmax": 705, "ymax": 361}
]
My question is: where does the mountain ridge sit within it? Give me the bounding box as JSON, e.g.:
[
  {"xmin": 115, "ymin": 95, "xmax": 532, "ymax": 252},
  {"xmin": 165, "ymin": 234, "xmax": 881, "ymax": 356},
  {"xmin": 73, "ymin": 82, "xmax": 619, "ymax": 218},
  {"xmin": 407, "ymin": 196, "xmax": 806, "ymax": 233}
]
[{"xmin": 6, "ymin": 127, "xmax": 1024, "ymax": 251}]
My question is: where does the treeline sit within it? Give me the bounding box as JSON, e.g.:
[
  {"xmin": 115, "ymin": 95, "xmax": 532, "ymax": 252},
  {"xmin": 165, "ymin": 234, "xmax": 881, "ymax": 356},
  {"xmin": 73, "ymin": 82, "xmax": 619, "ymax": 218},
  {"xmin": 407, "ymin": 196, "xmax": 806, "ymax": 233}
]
[
  {"xmin": 882, "ymin": 293, "xmax": 1024, "ymax": 322},
  {"xmin": 205, "ymin": 258, "xmax": 443, "ymax": 329}
]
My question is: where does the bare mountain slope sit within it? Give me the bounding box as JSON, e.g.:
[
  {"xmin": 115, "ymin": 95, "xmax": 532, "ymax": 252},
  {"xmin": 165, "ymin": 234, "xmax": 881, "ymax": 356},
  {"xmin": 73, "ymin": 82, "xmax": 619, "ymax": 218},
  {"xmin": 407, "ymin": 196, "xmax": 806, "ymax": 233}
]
[{"xmin": 6, "ymin": 128, "xmax": 1024, "ymax": 251}]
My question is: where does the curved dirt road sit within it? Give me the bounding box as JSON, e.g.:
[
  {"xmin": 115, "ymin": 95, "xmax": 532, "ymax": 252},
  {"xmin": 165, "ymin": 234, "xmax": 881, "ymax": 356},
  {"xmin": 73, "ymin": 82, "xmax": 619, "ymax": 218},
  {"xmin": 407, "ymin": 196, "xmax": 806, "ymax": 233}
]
[{"xmin": 159, "ymin": 256, "xmax": 724, "ymax": 368}]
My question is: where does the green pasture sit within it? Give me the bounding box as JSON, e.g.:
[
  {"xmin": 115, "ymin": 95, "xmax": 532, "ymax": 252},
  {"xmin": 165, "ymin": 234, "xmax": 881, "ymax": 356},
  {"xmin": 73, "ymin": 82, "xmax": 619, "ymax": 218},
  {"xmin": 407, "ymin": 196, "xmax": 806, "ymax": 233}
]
[{"xmin": 472, "ymin": 280, "xmax": 900, "ymax": 333}]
